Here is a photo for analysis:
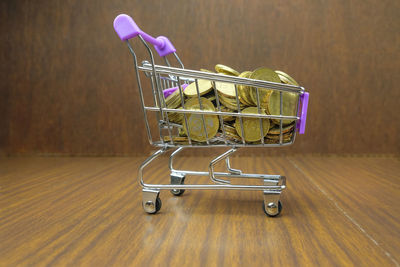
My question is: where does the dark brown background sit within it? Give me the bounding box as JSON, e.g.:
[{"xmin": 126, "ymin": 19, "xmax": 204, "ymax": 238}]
[{"xmin": 1, "ymin": 0, "xmax": 399, "ymax": 156}]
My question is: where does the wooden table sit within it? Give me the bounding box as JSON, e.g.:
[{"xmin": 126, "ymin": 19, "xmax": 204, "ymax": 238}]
[{"xmin": 0, "ymin": 155, "xmax": 399, "ymax": 266}]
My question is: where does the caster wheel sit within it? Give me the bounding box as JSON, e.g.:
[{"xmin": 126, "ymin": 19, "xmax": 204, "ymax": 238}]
[
  {"xmin": 170, "ymin": 188, "xmax": 185, "ymax": 196},
  {"xmin": 144, "ymin": 197, "xmax": 162, "ymax": 214},
  {"xmin": 170, "ymin": 177, "xmax": 185, "ymax": 196},
  {"xmin": 263, "ymin": 200, "xmax": 282, "ymax": 217}
]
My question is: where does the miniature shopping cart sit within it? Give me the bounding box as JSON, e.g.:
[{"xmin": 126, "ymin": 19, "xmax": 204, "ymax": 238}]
[{"xmin": 113, "ymin": 14, "xmax": 309, "ymax": 216}]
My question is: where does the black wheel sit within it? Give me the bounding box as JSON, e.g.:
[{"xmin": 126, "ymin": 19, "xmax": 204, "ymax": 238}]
[
  {"xmin": 263, "ymin": 200, "xmax": 282, "ymax": 217},
  {"xmin": 170, "ymin": 177, "xmax": 185, "ymax": 196},
  {"xmin": 155, "ymin": 197, "xmax": 162, "ymax": 213}
]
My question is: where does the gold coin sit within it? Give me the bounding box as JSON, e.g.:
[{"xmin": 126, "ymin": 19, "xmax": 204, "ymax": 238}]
[
  {"xmin": 202, "ymin": 90, "xmax": 217, "ymax": 102},
  {"xmin": 168, "ymin": 107, "xmax": 184, "ymax": 124},
  {"xmin": 178, "ymin": 127, "xmax": 186, "ymax": 136},
  {"xmin": 183, "ymin": 97, "xmax": 219, "ymax": 142},
  {"xmin": 234, "ymin": 107, "xmax": 270, "ymax": 142},
  {"xmin": 264, "ymin": 137, "xmax": 291, "ymax": 144},
  {"xmin": 237, "ymin": 71, "xmax": 253, "ymax": 106},
  {"xmin": 275, "ymin": 70, "xmax": 299, "ymax": 86},
  {"xmin": 220, "ymin": 106, "xmax": 236, "ymax": 121},
  {"xmin": 163, "ymin": 136, "xmax": 189, "ymax": 144},
  {"xmin": 170, "ymin": 96, "xmax": 184, "ymax": 110},
  {"xmin": 185, "ymin": 96, "xmax": 215, "ymax": 110},
  {"xmin": 184, "ymin": 79, "xmax": 213, "ymax": 97},
  {"xmin": 267, "ymin": 90, "xmax": 298, "ymax": 126},
  {"xmin": 266, "ymin": 132, "xmax": 293, "ymax": 140},
  {"xmin": 249, "ymin": 67, "xmax": 280, "ymax": 107},
  {"xmin": 222, "ymin": 116, "xmax": 235, "ymax": 122},
  {"xmin": 165, "ymin": 90, "xmax": 182, "ymax": 109},
  {"xmin": 214, "ymin": 81, "xmax": 237, "ymax": 98},
  {"xmin": 200, "ymin": 68, "xmax": 214, "ymax": 73},
  {"xmin": 267, "ymin": 123, "xmax": 295, "ymax": 135},
  {"xmin": 218, "ymin": 94, "xmax": 243, "ymax": 110},
  {"xmin": 218, "ymin": 124, "xmax": 242, "ymax": 141},
  {"xmin": 218, "ymin": 123, "xmax": 242, "ymax": 143},
  {"xmin": 207, "ymin": 95, "xmax": 216, "ymax": 102},
  {"xmin": 216, "ymin": 132, "xmax": 242, "ymax": 143},
  {"xmin": 276, "ymin": 74, "xmax": 292, "ymax": 85},
  {"xmin": 215, "ymin": 64, "xmax": 240, "ymax": 76},
  {"xmin": 225, "ymin": 133, "xmax": 242, "ymax": 142},
  {"xmin": 221, "ymin": 123, "xmax": 236, "ymax": 133}
]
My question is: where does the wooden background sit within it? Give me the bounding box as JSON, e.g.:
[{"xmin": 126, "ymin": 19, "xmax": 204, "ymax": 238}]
[{"xmin": 1, "ymin": 0, "xmax": 399, "ymax": 156}]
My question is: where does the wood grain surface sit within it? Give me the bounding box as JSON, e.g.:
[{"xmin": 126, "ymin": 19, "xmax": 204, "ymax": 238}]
[
  {"xmin": 1, "ymin": 0, "xmax": 400, "ymax": 156},
  {"xmin": 290, "ymin": 156, "xmax": 400, "ymax": 265},
  {"xmin": 1, "ymin": 155, "xmax": 399, "ymax": 266}
]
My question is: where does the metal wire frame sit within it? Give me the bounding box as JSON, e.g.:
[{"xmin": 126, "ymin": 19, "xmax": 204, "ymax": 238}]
[
  {"xmin": 138, "ymin": 146, "xmax": 286, "ymax": 192},
  {"xmin": 126, "ymin": 35, "xmax": 304, "ymax": 149},
  {"xmin": 138, "ymin": 63, "xmax": 303, "ymax": 148}
]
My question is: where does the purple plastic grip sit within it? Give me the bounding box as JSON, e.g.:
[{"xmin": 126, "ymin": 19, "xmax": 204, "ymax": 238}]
[
  {"xmin": 113, "ymin": 14, "xmax": 177, "ymax": 57},
  {"xmin": 113, "ymin": 14, "xmax": 141, "ymax": 41},
  {"xmin": 297, "ymin": 92, "xmax": 309, "ymax": 134},
  {"xmin": 154, "ymin": 36, "xmax": 176, "ymax": 57},
  {"xmin": 163, "ymin": 84, "xmax": 188, "ymax": 98}
]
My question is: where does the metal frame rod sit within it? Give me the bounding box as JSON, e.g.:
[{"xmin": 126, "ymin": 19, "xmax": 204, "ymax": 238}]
[
  {"xmin": 144, "ymin": 107, "xmax": 299, "ymax": 120},
  {"xmin": 139, "ymin": 64, "xmax": 304, "ymax": 93}
]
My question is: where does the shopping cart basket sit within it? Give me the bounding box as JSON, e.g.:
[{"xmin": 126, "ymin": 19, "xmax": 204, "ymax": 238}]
[{"xmin": 113, "ymin": 14, "xmax": 309, "ymax": 216}]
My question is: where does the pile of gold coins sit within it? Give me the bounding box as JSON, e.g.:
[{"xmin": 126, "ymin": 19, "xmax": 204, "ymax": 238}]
[{"xmin": 163, "ymin": 64, "xmax": 300, "ymax": 145}]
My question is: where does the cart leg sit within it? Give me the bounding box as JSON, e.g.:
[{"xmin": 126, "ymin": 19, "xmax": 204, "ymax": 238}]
[
  {"xmin": 209, "ymin": 148, "xmax": 238, "ymax": 184},
  {"xmin": 138, "ymin": 148, "xmax": 169, "ymax": 214},
  {"xmin": 170, "ymin": 171, "xmax": 185, "ymax": 196},
  {"xmin": 225, "ymin": 157, "xmax": 242, "ymax": 175},
  {"xmin": 262, "ymin": 177, "xmax": 285, "ymax": 217},
  {"xmin": 142, "ymin": 189, "xmax": 162, "ymax": 214},
  {"xmin": 138, "ymin": 147, "xmax": 168, "ymax": 188},
  {"xmin": 169, "ymin": 147, "xmax": 186, "ymax": 196},
  {"xmin": 169, "ymin": 147, "xmax": 187, "ymax": 176},
  {"xmin": 168, "ymin": 147, "xmax": 184, "ymax": 173}
]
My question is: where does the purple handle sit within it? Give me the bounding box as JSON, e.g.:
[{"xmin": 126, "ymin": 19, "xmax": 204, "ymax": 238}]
[
  {"xmin": 297, "ymin": 92, "xmax": 309, "ymax": 134},
  {"xmin": 113, "ymin": 14, "xmax": 176, "ymax": 57},
  {"xmin": 163, "ymin": 84, "xmax": 188, "ymax": 98}
]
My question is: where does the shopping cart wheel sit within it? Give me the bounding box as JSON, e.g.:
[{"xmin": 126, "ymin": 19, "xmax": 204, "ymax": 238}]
[
  {"xmin": 171, "ymin": 188, "xmax": 185, "ymax": 196},
  {"xmin": 144, "ymin": 197, "xmax": 162, "ymax": 214},
  {"xmin": 143, "ymin": 189, "xmax": 162, "ymax": 214},
  {"xmin": 170, "ymin": 173, "xmax": 185, "ymax": 196},
  {"xmin": 263, "ymin": 200, "xmax": 282, "ymax": 217}
]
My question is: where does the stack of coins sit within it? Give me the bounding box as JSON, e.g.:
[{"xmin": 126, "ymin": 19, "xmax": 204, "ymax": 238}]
[
  {"xmin": 162, "ymin": 64, "xmax": 300, "ymax": 145},
  {"xmin": 220, "ymin": 123, "xmax": 241, "ymax": 142},
  {"xmin": 165, "ymin": 88, "xmax": 182, "ymax": 109},
  {"xmin": 265, "ymin": 122, "xmax": 295, "ymax": 144},
  {"xmin": 168, "ymin": 107, "xmax": 183, "ymax": 124},
  {"xmin": 165, "ymin": 84, "xmax": 187, "ymax": 124},
  {"xmin": 215, "ymin": 81, "xmax": 244, "ymax": 111}
]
